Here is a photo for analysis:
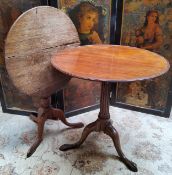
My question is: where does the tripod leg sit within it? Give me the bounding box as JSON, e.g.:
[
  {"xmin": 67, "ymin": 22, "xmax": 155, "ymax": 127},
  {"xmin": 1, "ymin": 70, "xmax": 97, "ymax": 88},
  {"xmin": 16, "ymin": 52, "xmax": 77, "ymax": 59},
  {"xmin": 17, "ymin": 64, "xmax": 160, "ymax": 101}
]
[
  {"xmin": 104, "ymin": 125, "xmax": 138, "ymax": 172},
  {"xmin": 60, "ymin": 121, "xmax": 96, "ymax": 151},
  {"xmin": 27, "ymin": 116, "xmax": 46, "ymax": 158},
  {"xmin": 53, "ymin": 109, "xmax": 84, "ymax": 128}
]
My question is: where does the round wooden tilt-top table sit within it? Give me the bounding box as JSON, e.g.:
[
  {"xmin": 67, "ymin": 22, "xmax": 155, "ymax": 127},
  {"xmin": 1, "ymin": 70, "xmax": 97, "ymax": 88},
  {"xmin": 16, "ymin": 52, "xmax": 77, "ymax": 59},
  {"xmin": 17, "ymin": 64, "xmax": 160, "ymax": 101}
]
[{"xmin": 51, "ymin": 44, "xmax": 170, "ymax": 172}]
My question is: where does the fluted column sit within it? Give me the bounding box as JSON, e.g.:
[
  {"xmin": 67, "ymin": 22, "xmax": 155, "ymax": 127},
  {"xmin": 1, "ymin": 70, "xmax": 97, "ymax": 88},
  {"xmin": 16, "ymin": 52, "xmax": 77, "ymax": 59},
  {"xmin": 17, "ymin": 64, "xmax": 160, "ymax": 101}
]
[{"xmin": 98, "ymin": 82, "xmax": 110, "ymax": 119}]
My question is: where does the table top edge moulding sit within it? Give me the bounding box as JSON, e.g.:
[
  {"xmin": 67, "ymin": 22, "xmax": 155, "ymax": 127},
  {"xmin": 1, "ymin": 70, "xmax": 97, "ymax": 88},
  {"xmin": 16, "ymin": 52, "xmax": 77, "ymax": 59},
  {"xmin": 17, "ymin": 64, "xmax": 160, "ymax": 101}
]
[{"xmin": 51, "ymin": 44, "xmax": 170, "ymax": 83}]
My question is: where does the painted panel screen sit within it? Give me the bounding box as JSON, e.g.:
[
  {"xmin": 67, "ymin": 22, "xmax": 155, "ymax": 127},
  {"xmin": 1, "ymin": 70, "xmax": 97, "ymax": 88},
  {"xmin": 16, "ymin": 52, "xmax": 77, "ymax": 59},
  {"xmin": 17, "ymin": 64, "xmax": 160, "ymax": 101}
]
[{"xmin": 116, "ymin": 1, "xmax": 172, "ymax": 113}]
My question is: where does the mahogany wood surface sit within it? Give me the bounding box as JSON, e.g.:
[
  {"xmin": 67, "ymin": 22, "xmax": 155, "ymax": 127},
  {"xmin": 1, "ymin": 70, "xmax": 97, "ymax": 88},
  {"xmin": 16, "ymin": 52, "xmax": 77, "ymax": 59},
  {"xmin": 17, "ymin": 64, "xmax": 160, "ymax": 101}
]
[
  {"xmin": 5, "ymin": 6, "xmax": 80, "ymax": 97},
  {"xmin": 51, "ymin": 44, "xmax": 170, "ymax": 82}
]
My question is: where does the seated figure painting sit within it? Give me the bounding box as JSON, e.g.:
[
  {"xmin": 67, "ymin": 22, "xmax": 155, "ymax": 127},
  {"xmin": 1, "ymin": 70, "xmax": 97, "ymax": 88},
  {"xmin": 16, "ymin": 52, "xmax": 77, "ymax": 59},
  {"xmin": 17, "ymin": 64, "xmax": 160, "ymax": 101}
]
[
  {"xmin": 135, "ymin": 10, "xmax": 163, "ymax": 51},
  {"xmin": 117, "ymin": 0, "xmax": 172, "ymax": 112}
]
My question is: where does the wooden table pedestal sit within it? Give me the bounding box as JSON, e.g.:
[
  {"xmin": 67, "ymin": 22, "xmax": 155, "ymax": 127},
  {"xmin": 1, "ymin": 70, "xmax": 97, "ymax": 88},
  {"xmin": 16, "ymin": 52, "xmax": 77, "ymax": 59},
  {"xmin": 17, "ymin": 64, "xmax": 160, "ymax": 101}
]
[
  {"xmin": 60, "ymin": 82, "xmax": 137, "ymax": 172},
  {"xmin": 27, "ymin": 97, "xmax": 84, "ymax": 158}
]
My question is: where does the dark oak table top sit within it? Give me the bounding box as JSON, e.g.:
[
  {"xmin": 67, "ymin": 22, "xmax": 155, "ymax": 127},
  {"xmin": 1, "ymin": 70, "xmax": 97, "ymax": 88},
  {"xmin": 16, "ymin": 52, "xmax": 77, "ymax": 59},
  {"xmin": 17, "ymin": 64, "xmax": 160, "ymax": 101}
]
[{"xmin": 51, "ymin": 44, "xmax": 170, "ymax": 82}]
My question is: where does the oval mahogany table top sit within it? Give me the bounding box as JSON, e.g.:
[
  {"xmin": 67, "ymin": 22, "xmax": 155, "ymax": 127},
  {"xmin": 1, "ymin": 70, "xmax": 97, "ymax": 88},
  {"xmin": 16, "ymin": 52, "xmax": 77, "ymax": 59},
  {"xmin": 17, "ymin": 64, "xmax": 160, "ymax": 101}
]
[{"xmin": 51, "ymin": 44, "xmax": 170, "ymax": 82}]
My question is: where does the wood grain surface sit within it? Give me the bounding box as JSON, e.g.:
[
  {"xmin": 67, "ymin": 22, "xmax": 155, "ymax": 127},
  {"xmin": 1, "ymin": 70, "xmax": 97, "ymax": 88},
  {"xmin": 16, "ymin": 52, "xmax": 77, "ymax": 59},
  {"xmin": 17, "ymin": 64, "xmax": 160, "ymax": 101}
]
[
  {"xmin": 5, "ymin": 6, "xmax": 80, "ymax": 97},
  {"xmin": 51, "ymin": 44, "xmax": 170, "ymax": 82}
]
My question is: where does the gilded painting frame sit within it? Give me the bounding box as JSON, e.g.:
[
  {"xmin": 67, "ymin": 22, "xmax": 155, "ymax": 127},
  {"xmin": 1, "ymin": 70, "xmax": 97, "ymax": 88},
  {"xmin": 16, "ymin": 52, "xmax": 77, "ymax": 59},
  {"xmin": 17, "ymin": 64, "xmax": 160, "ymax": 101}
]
[{"xmin": 112, "ymin": 0, "xmax": 172, "ymax": 117}]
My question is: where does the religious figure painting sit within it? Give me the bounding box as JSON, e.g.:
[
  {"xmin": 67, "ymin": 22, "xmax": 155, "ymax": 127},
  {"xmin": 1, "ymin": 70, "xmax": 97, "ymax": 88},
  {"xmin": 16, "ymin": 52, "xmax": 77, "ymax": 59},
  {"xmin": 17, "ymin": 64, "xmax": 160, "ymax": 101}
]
[
  {"xmin": 116, "ymin": 0, "xmax": 172, "ymax": 112},
  {"xmin": 0, "ymin": 0, "xmax": 43, "ymax": 113},
  {"xmin": 58, "ymin": 0, "xmax": 112, "ymax": 112}
]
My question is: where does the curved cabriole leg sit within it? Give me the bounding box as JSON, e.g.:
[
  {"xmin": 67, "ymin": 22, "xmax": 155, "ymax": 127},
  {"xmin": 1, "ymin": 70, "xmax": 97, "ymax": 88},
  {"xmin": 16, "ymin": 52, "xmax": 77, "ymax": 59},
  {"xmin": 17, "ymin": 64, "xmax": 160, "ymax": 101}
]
[
  {"xmin": 104, "ymin": 124, "xmax": 138, "ymax": 172},
  {"xmin": 51, "ymin": 108, "xmax": 84, "ymax": 128},
  {"xmin": 60, "ymin": 121, "xmax": 97, "ymax": 151},
  {"xmin": 27, "ymin": 98, "xmax": 53, "ymax": 158},
  {"xmin": 27, "ymin": 111, "xmax": 46, "ymax": 158}
]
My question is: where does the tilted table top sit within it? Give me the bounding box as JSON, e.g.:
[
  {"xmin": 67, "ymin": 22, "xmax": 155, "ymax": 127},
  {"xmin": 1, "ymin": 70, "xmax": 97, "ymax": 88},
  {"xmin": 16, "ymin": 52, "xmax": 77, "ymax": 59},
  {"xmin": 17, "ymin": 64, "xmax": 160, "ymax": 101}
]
[{"xmin": 51, "ymin": 44, "xmax": 170, "ymax": 82}]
